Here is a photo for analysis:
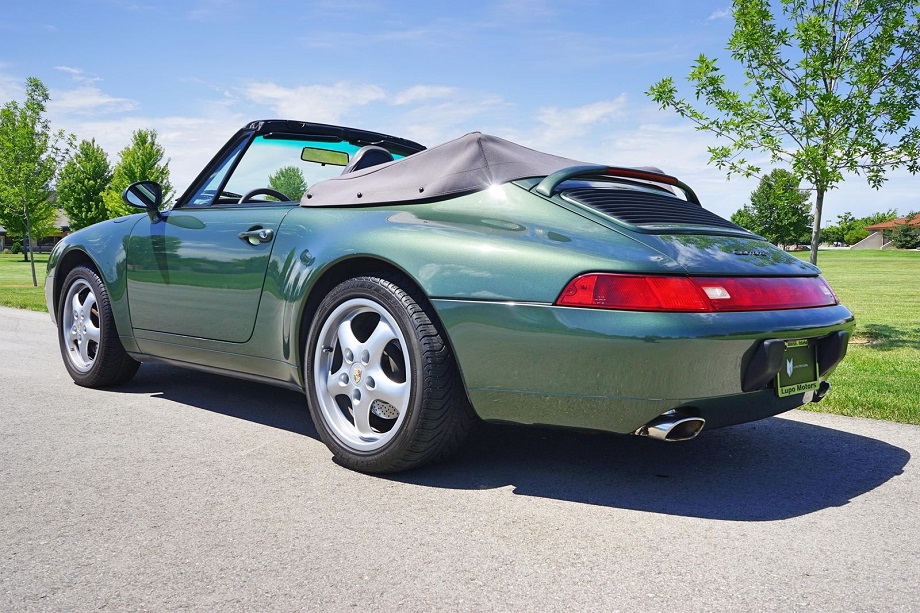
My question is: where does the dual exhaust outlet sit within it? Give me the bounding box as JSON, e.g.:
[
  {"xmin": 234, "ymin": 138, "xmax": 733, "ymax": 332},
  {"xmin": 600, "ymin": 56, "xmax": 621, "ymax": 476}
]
[{"xmin": 634, "ymin": 410, "xmax": 705, "ymax": 442}]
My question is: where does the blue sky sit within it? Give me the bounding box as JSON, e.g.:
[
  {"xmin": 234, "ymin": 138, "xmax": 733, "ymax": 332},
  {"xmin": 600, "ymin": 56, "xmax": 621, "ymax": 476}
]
[{"xmin": 0, "ymin": 0, "xmax": 915, "ymax": 222}]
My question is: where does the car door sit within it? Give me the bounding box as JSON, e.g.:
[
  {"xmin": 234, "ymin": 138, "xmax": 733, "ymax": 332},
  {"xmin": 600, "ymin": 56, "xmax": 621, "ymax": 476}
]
[{"xmin": 125, "ymin": 204, "xmax": 294, "ymax": 343}]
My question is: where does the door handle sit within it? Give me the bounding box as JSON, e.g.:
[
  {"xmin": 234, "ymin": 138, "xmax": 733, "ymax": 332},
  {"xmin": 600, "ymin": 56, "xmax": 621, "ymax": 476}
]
[{"xmin": 238, "ymin": 228, "xmax": 274, "ymax": 245}]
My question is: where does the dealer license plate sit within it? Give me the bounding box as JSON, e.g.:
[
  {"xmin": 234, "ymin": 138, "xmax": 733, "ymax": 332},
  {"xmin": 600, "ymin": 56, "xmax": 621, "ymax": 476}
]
[{"xmin": 776, "ymin": 339, "xmax": 820, "ymax": 397}]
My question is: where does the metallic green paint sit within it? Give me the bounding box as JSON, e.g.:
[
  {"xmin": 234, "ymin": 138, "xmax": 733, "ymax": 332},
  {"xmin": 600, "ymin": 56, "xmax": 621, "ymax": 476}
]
[
  {"xmin": 47, "ymin": 170, "xmax": 854, "ymax": 433},
  {"xmin": 126, "ymin": 204, "xmax": 296, "ymax": 343},
  {"xmin": 46, "ymin": 215, "xmax": 144, "ymax": 353},
  {"xmin": 432, "ymin": 298, "xmax": 854, "ymax": 433}
]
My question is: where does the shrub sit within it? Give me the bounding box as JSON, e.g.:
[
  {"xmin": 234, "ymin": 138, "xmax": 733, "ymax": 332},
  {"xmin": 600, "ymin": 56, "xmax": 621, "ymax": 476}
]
[
  {"xmin": 892, "ymin": 213, "xmax": 920, "ymax": 249},
  {"xmin": 844, "ymin": 228, "xmax": 869, "ymax": 246}
]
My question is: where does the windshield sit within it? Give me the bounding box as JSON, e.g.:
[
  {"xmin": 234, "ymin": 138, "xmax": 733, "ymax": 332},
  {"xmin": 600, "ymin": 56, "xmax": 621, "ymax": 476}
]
[{"xmin": 187, "ymin": 134, "xmax": 407, "ymax": 206}]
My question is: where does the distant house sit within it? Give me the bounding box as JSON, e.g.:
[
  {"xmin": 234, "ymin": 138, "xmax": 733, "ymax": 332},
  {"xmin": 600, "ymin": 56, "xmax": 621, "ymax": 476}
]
[
  {"xmin": 852, "ymin": 216, "xmax": 920, "ymax": 249},
  {"xmin": 0, "ymin": 211, "xmax": 70, "ymax": 252}
]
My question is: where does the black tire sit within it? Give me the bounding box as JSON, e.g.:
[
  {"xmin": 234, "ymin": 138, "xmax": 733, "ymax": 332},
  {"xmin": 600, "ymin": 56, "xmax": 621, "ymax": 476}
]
[
  {"xmin": 305, "ymin": 274, "xmax": 475, "ymax": 473},
  {"xmin": 57, "ymin": 265, "xmax": 140, "ymax": 388}
]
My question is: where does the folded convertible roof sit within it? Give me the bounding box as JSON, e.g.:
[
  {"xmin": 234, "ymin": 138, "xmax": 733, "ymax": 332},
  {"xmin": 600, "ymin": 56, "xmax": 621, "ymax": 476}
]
[
  {"xmin": 301, "ymin": 131, "xmax": 695, "ymax": 208},
  {"xmin": 302, "ymin": 132, "xmax": 587, "ymax": 207}
]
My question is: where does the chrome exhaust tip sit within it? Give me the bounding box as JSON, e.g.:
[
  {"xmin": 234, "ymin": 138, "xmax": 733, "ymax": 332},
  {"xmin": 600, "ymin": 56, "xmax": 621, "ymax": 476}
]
[
  {"xmin": 635, "ymin": 411, "xmax": 705, "ymax": 442},
  {"xmin": 811, "ymin": 381, "xmax": 831, "ymax": 403}
]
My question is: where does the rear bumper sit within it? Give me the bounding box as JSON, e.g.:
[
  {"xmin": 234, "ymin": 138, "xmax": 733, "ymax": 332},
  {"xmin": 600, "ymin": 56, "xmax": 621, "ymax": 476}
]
[{"xmin": 433, "ymin": 299, "xmax": 855, "ymax": 434}]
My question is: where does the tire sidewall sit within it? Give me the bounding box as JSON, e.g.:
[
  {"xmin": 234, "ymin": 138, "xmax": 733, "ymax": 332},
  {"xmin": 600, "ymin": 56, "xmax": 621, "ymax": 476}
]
[
  {"xmin": 58, "ymin": 266, "xmax": 109, "ymax": 385},
  {"xmin": 305, "ymin": 276, "xmax": 426, "ymax": 468}
]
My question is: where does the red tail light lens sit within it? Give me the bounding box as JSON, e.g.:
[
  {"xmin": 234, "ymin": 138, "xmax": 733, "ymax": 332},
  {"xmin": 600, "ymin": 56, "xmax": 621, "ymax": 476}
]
[{"xmin": 556, "ymin": 274, "xmax": 838, "ymax": 312}]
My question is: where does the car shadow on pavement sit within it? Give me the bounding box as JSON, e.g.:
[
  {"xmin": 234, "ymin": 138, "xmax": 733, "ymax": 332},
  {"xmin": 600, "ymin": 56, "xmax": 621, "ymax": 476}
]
[
  {"xmin": 393, "ymin": 418, "xmax": 910, "ymax": 521},
  {"xmin": 115, "ymin": 363, "xmax": 320, "ymax": 439},
  {"xmin": 115, "ymin": 364, "xmax": 908, "ymax": 522}
]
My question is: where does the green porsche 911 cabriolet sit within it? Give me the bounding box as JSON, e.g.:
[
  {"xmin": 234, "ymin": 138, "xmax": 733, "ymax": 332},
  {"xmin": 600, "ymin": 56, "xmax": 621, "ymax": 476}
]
[{"xmin": 46, "ymin": 119, "xmax": 854, "ymax": 473}]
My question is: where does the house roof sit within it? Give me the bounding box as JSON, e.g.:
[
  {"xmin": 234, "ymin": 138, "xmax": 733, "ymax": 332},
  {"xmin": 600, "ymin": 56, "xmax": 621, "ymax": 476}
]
[
  {"xmin": 0, "ymin": 211, "xmax": 70, "ymax": 235},
  {"xmin": 865, "ymin": 216, "xmax": 920, "ymax": 230}
]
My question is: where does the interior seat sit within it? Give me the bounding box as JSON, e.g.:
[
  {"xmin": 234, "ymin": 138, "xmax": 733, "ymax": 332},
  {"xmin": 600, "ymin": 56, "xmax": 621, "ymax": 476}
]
[{"xmin": 340, "ymin": 145, "xmax": 395, "ymax": 174}]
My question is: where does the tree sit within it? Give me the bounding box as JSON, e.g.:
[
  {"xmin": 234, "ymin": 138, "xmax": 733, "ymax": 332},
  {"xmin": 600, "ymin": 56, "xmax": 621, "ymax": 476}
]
[
  {"xmin": 863, "ymin": 210, "xmax": 899, "ymax": 226},
  {"xmin": 0, "ymin": 77, "xmax": 70, "ymax": 284},
  {"xmin": 268, "ymin": 166, "xmax": 307, "ymax": 201},
  {"xmin": 103, "ymin": 129, "xmax": 172, "ymax": 218},
  {"xmin": 822, "ymin": 210, "xmax": 857, "ymax": 244},
  {"xmin": 730, "ymin": 169, "xmax": 812, "ymax": 247},
  {"xmin": 823, "ymin": 209, "xmax": 897, "ymax": 244},
  {"xmin": 58, "ymin": 139, "xmax": 112, "ymax": 231},
  {"xmin": 844, "ymin": 226, "xmax": 869, "ymax": 246},
  {"xmin": 891, "ymin": 212, "xmax": 920, "ymax": 248},
  {"xmin": 648, "ymin": 0, "xmax": 920, "ymax": 264},
  {"xmin": 730, "ymin": 205, "xmax": 757, "ymax": 231}
]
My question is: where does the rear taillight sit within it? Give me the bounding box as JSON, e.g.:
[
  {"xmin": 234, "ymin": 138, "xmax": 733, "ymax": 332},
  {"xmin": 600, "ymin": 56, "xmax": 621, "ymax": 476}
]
[{"xmin": 556, "ymin": 273, "xmax": 838, "ymax": 312}]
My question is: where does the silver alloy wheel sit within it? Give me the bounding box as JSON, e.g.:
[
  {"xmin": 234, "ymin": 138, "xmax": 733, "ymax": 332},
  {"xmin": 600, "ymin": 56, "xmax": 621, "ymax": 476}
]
[
  {"xmin": 62, "ymin": 278, "xmax": 101, "ymax": 373},
  {"xmin": 313, "ymin": 297, "xmax": 412, "ymax": 452}
]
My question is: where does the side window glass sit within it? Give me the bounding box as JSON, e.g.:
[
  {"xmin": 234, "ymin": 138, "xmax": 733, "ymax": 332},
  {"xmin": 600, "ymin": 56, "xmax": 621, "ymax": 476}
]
[{"xmin": 185, "ymin": 137, "xmax": 249, "ymax": 207}]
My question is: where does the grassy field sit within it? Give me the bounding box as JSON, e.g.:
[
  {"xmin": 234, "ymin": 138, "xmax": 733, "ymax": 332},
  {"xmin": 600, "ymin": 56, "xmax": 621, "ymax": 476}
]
[
  {"xmin": 794, "ymin": 250, "xmax": 920, "ymax": 425},
  {"xmin": 2, "ymin": 249, "xmax": 918, "ymax": 424},
  {"xmin": 0, "ymin": 254, "xmax": 49, "ymax": 311}
]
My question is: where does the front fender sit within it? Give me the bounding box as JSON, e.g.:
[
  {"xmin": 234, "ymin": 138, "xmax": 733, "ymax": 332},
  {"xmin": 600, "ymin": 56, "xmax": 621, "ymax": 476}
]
[{"xmin": 46, "ymin": 215, "xmax": 145, "ymax": 349}]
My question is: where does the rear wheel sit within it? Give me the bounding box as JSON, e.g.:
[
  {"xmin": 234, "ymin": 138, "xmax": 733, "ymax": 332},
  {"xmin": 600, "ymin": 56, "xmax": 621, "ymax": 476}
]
[
  {"xmin": 58, "ymin": 266, "xmax": 139, "ymax": 387},
  {"xmin": 305, "ymin": 275, "xmax": 474, "ymax": 473}
]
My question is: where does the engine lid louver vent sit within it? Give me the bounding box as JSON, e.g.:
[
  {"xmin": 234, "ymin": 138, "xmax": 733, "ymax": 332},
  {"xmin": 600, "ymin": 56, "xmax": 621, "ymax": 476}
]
[{"xmin": 562, "ymin": 188, "xmax": 745, "ymax": 233}]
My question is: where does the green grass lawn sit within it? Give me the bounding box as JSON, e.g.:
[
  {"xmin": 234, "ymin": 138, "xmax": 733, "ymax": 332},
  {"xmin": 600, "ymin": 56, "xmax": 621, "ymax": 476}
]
[
  {"xmin": 0, "ymin": 254, "xmax": 49, "ymax": 311},
  {"xmin": 2, "ymin": 249, "xmax": 918, "ymax": 424},
  {"xmin": 795, "ymin": 249, "xmax": 920, "ymax": 425}
]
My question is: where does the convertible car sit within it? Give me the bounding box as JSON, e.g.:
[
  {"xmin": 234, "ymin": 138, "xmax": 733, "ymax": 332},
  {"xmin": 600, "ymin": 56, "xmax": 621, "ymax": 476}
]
[{"xmin": 46, "ymin": 119, "xmax": 854, "ymax": 473}]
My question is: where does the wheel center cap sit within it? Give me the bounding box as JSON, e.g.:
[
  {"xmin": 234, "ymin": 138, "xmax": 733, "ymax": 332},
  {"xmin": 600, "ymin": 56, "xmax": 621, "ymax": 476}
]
[{"xmin": 353, "ymin": 367, "xmax": 363, "ymax": 384}]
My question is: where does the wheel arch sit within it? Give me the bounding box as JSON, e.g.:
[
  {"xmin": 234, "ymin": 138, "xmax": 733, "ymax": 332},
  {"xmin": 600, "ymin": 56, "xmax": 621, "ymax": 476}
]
[
  {"xmin": 52, "ymin": 248, "xmax": 100, "ymax": 320},
  {"xmin": 51, "ymin": 241, "xmax": 135, "ymax": 353},
  {"xmin": 295, "ymin": 255, "xmax": 471, "ymax": 399}
]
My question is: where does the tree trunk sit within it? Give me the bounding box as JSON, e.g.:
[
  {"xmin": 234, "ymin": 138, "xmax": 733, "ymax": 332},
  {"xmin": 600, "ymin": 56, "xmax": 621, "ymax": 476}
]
[
  {"xmin": 23, "ymin": 198, "xmax": 37, "ymax": 287},
  {"xmin": 809, "ymin": 187, "xmax": 825, "ymax": 266}
]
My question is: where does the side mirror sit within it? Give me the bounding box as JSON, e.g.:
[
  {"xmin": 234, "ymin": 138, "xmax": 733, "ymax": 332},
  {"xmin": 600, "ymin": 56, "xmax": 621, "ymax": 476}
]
[{"xmin": 123, "ymin": 181, "xmax": 164, "ymax": 221}]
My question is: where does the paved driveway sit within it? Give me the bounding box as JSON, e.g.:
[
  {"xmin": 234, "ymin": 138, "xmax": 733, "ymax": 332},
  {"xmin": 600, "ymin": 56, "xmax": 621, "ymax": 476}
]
[{"xmin": 1, "ymin": 306, "xmax": 917, "ymax": 611}]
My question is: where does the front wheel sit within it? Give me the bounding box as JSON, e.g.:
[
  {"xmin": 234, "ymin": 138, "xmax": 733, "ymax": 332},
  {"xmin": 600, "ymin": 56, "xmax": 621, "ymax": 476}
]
[
  {"xmin": 57, "ymin": 265, "xmax": 139, "ymax": 387},
  {"xmin": 305, "ymin": 275, "xmax": 474, "ymax": 473}
]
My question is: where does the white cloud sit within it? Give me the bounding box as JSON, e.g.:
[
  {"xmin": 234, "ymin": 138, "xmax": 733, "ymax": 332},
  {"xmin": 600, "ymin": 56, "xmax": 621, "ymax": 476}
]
[
  {"xmin": 240, "ymin": 81, "xmax": 386, "ymax": 124},
  {"xmin": 393, "ymin": 85, "xmax": 457, "ymax": 105},
  {"xmin": 533, "ymin": 95, "xmax": 628, "ymax": 145},
  {"xmin": 0, "ymin": 71, "xmax": 21, "ymax": 103},
  {"xmin": 49, "ymin": 86, "xmax": 139, "ymax": 115},
  {"xmin": 54, "ymin": 66, "xmax": 101, "ymax": 84},
  {"xmin": 708, "ymin": 7, "xmax": 732, "ymax": 20},
  {"xmin": 388, "ymin": 94, "xmax": 511, "ymax": 145}
]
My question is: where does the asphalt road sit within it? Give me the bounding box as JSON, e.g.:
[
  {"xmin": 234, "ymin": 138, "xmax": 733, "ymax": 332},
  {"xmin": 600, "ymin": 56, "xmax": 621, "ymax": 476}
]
[{"xmin": 1, "ymin": 305, "xmax": 918, "ymax": 612}]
